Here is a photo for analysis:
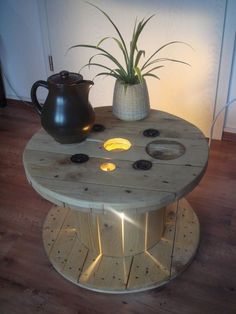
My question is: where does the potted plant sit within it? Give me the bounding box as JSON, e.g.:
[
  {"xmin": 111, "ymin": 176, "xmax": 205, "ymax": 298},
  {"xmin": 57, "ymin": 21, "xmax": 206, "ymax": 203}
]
[{"xmin": 70, "ymin": 3, "xmax": 189, "ymax": 121}]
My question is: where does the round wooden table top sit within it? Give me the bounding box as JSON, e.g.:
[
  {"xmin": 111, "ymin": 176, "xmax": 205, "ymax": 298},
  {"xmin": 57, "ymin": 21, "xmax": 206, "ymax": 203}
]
[{"xmin": 23, "ymin": 107, "xmax": 209, "ymax": 213}]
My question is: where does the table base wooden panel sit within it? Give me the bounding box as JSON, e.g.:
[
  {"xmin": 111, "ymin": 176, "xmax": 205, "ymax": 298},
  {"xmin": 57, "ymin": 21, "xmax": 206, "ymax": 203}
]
[
  {"xmin": 43, "ymin": 198, "xmax": 199, "ymax": 293},
  {"xmin": 24, "ymin": 107, "xmax": 208, "ymax": 293}
]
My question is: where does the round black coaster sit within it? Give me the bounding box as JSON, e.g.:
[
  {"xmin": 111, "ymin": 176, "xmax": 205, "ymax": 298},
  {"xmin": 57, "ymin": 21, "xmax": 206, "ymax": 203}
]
[
  {"xmin": 143, "ymin": 129, "xmax": 160, "ymax": 137},
  {"xmin": 92, "ymin": 124, "xmax": 106, "ymax": 132},
  {"xmin": 132, "ymin": 160, "xmax": 152, "ymax": 170},
  {"xmin": 70, "ymin": 154, "xmax": 89, "ymax": 163}
]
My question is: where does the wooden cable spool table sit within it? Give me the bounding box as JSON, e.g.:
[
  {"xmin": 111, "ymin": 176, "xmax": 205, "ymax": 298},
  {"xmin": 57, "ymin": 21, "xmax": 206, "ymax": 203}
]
[{"xmin": 23, "ymin": 107, "xmax": 208, "ymax": 293}]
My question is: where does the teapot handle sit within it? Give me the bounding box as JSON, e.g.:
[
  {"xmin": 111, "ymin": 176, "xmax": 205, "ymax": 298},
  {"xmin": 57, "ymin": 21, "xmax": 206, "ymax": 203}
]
[{"xmin": 31, "ymin": 80, "xmax": 48, "ymax": 115}]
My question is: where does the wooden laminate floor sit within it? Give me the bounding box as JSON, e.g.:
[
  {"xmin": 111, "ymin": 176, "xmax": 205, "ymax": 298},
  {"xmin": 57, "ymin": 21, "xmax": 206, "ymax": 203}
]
[{"xmin": 0, "ymin": 101, "xmax": 236, "ymax": 314}]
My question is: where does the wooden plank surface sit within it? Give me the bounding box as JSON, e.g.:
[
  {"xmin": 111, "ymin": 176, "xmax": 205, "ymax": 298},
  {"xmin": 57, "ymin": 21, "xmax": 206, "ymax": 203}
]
[
  {"xmin": 24, "ymin": 149, "xmax": 206, "ymax": 192},
  {"xmin": 76, "ymin": 212, "xmax": 100, "ymax": 254},
  {"xmin": 171, "ymin": 199, "xmax": 200, "ymax": 276},
  {"xmin": 1, "ymin": 101, "xmax": 236, "ymax": 313},
  {"xmin": 98, "ymin": 211, "xmax": 123, "ymax": 256},
  {"xmin": 23, "ymin": 106, "xmax": 208, "ymax": 212},
  {"xmin": 79, "ymin": 254, "xmax": 132, "ymax": 292},
  {"xmin": 62, "ymin": 237, "xmax": 88, "ymax": 282},
  {"xmin": 26, "ymin": 128, "xmax": 208, "ymax": 166},
  {"xmin": 123, "ymin": 211, "xmax": 146, "ymax": 256},
  {"xmin": 42, "ymin": 205, "xmax": 69, "ymax": 255},
  {"xmin": 94, "ymin": 107, "xmax": 205, "ymax": 139},
  {"xmin": 146, "ymin": 208, "xmax": 165, "ymax": 249},
  {"xmin": 47, "ymin": 209, "xmax": 78, "ymax": 273}
]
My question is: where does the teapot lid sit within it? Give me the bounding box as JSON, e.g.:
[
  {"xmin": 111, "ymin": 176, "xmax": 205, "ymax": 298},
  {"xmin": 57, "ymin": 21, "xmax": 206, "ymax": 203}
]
[{"xmin": 48, "ymin": 70, "xmax": 83, "ymax": 85}]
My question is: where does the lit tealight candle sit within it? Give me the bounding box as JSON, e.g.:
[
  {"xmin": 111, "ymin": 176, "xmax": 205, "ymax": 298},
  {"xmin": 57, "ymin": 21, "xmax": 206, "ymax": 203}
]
[
  {"xmin": 100, "ymin": 162, "xmax": 116, "ymax": 172},
  {"xmin": 103, "ymin": 138, "xmax": 131, "ymax": 152}
]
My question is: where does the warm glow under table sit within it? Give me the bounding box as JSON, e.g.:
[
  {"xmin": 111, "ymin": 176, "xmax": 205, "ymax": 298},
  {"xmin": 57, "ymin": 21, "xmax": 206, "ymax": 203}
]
[{"xmin": 23, "ymin": 106, "xmax": 209, "ymax": 293}]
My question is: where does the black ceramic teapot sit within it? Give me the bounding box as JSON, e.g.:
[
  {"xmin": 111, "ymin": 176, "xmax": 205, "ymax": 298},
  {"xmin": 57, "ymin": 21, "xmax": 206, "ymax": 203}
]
[{"xmin": 31, "ymin": 70, "xmax": 95, "ymax": 144}]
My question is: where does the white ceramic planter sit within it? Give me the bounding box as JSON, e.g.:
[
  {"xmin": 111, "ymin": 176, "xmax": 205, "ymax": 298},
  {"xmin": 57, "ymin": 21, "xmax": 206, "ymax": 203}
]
[{"xmin": 112, "ymin": 79, "xmax": 150, "ymax": 121}]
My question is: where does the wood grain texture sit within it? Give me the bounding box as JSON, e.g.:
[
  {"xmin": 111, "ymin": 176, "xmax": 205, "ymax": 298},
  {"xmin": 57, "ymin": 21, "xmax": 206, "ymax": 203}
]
[
  {"xmin": 0, "ymin": 100, "xmax": 235, "ymax": 313},
  {"xmin": 23, "ymin": 106, "xmax": 209, "ymax": 212},
  {"xmin": 42, "ymin": 199, "xmax": 199, "ymax": 293}
]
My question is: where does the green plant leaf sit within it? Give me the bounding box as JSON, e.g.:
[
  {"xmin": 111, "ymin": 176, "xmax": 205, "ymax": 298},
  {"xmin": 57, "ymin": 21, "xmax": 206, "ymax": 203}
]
[
  {"xmin": 135, "ymin": 50, "xmax": 145, "ymax": 67},
  {"xmin": 93, "ymin": 53, "xmax": 129, "ymax": 78},
  {"xmin": 94, "ymin": 72, "xmax": 121, "ymax": 80},
  {"xmin": 147, "ymin": 65, "xmax": 164, "ymax": 72},
  {"xmin": 69, "ymin": 44, "xmax": 127, "ymax": 75},
  {"xmin": 86, "ymin": 2, "xmax": 129, "ymax": 61},
  {"xmin": 69, "ymin": 5, "xmax": 191, "ymax": 85},
  {"xmin": 88, "ymin": 53, "xmax": 101, "ymax": 65},
  {"xmin": 95, "ymin": 36, "xmax": 129, "ymax": 68},
  {"xmin": 111, "ymin": 37, "xmax": 129, "ymax": 68},
  {"xmin": 134, "ymin": 66, "xmax": 143, "ymax": 83},
  {"xmin": 96, "ymin": 37, "xmax": 110, "ymax": 47},
  {"xmin": 143, "ymin": 73, "xmax": 160, "ymax": 80},
  {"xmin": 142, "ymin": 41, "xmax": 192, "ymax": 70},
  {"xmin": 80, "ymin": 62, "xmax": 128, "ymax": 81},
  {"xmin": 143, "ymin": 57, "xmax": 191, "ymax": 70},
  {"xmin": 131, "ymin": 18, "xmax": 138, "ymax": 43},
  {"xmin": 129, "ymin": 15, "xmax": 155, "ymax": 78},
  {"xmin": 80, "ymin": 62, "xmax": 114, "ymax": 73},
  {"xmin": 143, "ymin": 65, "xmax": 164, "ymax": 75},
  {"xmin": 114, "ymin": 68, "xmax": 127, "ymax": 80}
]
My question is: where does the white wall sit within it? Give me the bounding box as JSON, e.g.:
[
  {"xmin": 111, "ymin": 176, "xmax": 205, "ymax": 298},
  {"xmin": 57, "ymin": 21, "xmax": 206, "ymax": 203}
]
[
  {"xmin": 43, "ymin": 0, "xmax": 226, "ymax": 136},
  {"xmin": 0, "ymin": 0, "xmax": 47, "ymax": 101},
  {"xmin": 224, "ymin": 42, "xmax": 236, "ymax": 133},
  {"xmin": 212, "ymin": 0, "xmax": 236, "ymax": 138}
]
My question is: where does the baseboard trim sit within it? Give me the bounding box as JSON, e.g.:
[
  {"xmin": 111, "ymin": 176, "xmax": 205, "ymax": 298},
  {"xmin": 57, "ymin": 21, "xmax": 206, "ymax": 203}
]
[{"xmin": 222, "ymin": 131, "xmax": 236, "ymax": 143}]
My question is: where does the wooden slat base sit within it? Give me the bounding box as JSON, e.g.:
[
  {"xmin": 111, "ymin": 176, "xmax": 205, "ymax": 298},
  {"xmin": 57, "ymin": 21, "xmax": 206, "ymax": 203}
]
[{"xmin": 42, "ymin": 199, "xmax": 199, "ymax": 293}]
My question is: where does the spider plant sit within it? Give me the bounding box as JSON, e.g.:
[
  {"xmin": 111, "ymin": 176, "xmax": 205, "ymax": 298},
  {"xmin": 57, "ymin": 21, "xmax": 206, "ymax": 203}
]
[{"xmin": 69, "ymin": 3, "xmax": 190, "ymax": 85}]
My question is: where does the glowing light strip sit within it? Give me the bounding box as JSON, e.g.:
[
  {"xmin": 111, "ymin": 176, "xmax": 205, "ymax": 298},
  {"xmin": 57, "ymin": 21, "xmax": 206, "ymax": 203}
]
[
  {"xmin": 144, "ymin": 212, "xmax": 168, "ymax": 275},
  {"xmin": 96, "ymin": 216, "xmax": 103, "ymax": 255},
  {"xmin": 107, "ymin": 207, "xmax": 139, "ymax": 227},
  {"xmin": 145, "ymin": 212, "xmax": 148, "ymax": 251},
  {"xmin": 123, "ymin": 257, "xmax": 127, "ymax": 282},
  {"xmin": 121, "ymin": 213, "xmax": 125, "ymax": 255},
  {"xmin": 81, "ymin": 254, "xmax": 102, "ymax": 282},
  {"xmin": 80, "ymin": 216, "xmax": 103, "ymax": 282},
  {"xmin": 145, "ymin": 251, "xmax": 169, "ymax": 275}
]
